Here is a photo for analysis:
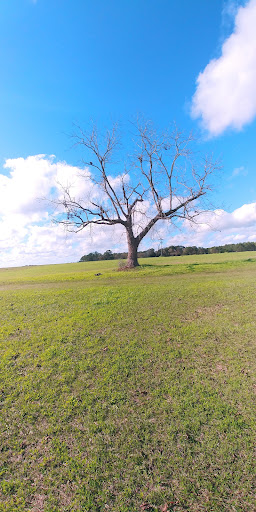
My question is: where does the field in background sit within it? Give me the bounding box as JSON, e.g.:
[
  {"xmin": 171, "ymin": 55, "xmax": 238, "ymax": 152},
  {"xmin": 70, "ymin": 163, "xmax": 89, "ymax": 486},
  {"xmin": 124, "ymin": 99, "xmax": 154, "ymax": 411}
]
[
  {"xmin": 0, "ymin": 253, "xmax": 255, "ymax": 511},
  {"xmin": 2, "ymin": 250, "xmax": 256, "ymax": 285}
]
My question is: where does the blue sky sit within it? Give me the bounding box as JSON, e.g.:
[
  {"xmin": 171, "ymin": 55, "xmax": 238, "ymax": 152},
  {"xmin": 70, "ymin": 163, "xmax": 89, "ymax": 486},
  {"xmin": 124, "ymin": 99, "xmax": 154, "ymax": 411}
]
[{"xmin": 1, "ymin": 0, "xmax": 256, "ymax": 266}]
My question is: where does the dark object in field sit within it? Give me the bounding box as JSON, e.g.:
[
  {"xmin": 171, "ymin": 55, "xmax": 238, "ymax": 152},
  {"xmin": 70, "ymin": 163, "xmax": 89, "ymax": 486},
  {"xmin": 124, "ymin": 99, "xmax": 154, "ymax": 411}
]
[{"xmin": 95, "ymin": 273, "xmax": 102, "ymax": 276}]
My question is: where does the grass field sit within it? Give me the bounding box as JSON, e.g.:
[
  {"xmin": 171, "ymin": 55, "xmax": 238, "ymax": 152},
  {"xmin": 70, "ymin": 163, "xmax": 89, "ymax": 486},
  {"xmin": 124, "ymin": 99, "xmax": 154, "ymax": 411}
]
[{"xmin": 0, "ymin": 253, "xmax": 255, "ymax": 511}]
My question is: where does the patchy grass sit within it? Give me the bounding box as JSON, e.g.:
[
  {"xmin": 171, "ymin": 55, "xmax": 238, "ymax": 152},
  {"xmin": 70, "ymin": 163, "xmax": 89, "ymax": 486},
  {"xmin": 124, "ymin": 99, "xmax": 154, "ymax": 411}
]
[{"xmin": 0, "ymin": 253, "xmax": 255, "ymax": 511}]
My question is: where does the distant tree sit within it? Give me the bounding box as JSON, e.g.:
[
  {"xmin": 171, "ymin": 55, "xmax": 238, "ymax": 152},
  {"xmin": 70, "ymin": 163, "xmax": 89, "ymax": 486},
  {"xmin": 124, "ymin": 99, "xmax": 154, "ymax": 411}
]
[
  {"xmin": 79, "ymin": 240, "xmax": 256, "ymax": 262},
  {"xmin": 101, "ymin": 250, "xmax": 114, "ymax": 260},
  {"xmin": 244, "ymin": 242, "xmax": 256, "ymax": 251},
  {"xmin": 113, "ymin": 251, "xmax": 128, "ymax": 260},
  {"xmin": 55, "ymin": 120, "xmax": 219, "ymax": 268},
  {"xmin": 168, "ymin": 245, "xmax": 184, "ymax": 256},
  {"xmin": 79, "ymin": 251, "xmax": 101, "ymax": 262},
  {"xmin": 198, "ymin": 246, "xmax": 208, "ymax": 254},
  {"xmin": 138, "ymin": 247, "xmax": 156, "ymax": 258},
  {"xmin": 183, "ymin": 246, "xmax": 198, "ymax": 255}
]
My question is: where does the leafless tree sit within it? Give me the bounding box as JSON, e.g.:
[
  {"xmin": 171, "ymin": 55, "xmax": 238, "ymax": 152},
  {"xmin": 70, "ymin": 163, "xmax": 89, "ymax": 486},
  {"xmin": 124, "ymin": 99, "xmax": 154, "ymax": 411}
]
[{"xmin": 53, "ymin": 120, "xmax": 219, "ymax": 268}]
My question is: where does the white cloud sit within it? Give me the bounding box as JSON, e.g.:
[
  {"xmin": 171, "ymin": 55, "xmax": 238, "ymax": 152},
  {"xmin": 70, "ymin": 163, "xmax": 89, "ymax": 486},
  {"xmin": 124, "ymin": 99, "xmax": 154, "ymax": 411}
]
[
  {"xmin": 1, "ymin": 154, "xmax": 256, "ymax": 267},
  {"xmin": 191, "ymin": 0, "xmax": 256, "ymax": 136},
  {"xmin": 108, "ymin": 173, "xmax": 130, "ymax": 191},
  {"xmin": 0, "ymin": 155, "xmax": 128, "ymax": 267},
  {"xmin": 182, "ymin": 202, "xmax": 256, "ymax": 248},
  {"xmin": 185, "ymin": 202, "xmax": 256, "ymax": 232},
  {"xmin": 0, "ymin": 155, "xmax": 94, "ymax": 218}
]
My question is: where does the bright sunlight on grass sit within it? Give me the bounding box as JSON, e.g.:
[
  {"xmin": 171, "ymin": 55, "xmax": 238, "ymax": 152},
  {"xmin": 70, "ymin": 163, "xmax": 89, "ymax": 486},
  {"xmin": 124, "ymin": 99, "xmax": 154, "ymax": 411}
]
[{"xmin": 0, "ymin": 253, "xmax": 255, "ymax": 511}]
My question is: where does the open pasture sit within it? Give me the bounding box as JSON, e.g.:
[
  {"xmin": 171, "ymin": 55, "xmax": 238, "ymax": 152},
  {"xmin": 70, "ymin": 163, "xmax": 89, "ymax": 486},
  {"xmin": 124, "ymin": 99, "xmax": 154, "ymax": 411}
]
[{"xmin": 0, "ymin": 253, "xmax": 255, "ymax": 511}]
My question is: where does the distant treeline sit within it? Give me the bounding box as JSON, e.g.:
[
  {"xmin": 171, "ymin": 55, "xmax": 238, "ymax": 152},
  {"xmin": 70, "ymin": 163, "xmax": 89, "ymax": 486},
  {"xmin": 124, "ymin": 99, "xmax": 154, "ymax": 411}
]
[{"xmin": 79, "ymin": 242, "xmax": 256, "ymax": 262}]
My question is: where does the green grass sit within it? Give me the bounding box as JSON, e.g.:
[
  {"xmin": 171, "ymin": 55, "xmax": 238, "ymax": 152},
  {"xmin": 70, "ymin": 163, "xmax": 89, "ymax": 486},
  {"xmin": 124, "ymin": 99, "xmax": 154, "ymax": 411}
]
[{"xmin": 0, "ymin": 253, "xmax": 255, "ymax": 511}]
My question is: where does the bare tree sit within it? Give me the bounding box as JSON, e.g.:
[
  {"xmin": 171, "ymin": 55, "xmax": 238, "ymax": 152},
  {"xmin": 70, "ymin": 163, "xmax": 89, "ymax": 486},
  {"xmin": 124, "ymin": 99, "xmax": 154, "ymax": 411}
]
[{"xmin": 54, "ymin": 120, "xmax": 219, "ymax": 268}]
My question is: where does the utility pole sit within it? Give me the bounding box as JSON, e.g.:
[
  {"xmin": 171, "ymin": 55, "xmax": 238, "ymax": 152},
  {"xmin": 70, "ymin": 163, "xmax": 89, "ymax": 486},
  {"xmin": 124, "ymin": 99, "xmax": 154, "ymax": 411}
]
[{"xmin": 159, "ymin": 238, "xmax": 163, "ymax": 257}]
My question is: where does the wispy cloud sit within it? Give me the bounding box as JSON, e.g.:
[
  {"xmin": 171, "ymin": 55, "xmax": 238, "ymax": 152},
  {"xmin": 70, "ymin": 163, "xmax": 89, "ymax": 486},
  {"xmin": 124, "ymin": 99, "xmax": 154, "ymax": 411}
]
[
  {"xmin": 191, "ymin": 0, "xmax": 256, "ymax": 136},
  {"xmin": 221, "ymin": 0, "xmax": 240, "ymax": 32},
  {"xmin": 231, "ymin": 165, "xmax": 248, "ymax": 178}
]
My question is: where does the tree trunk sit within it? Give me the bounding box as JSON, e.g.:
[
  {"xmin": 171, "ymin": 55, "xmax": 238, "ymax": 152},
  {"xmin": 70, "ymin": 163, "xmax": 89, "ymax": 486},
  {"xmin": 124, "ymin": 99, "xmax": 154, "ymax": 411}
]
[{"xmin": 126, "ymin": 228, "xmax": 139, "ymax": 268}]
